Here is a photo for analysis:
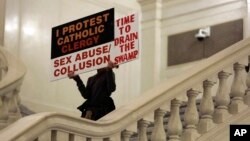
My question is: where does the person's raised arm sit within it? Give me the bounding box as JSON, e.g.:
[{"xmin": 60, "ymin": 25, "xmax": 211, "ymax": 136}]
[
  {"xmin": 68, "ymin": 72, "xmax": 90, "ymax": 99},
  {"xmin": 105, "ymin": 61, "xmax": 118, "ymax": 94}
]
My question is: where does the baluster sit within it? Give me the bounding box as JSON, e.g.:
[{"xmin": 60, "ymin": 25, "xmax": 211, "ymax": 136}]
[
  {"xmin": 13, "ymin": 87, "xmax": 22, "ymax": 119},
  {"xmin": 121, "ymin": 130, "xmax": 133, "ymax": 141},
  {"xmin": 51, "ymin": 130, "xmax": 57, "ymax": 141},
  {"xmin": 7, "ymin": 92, "xmax": 15, "ymax": 122},
  {"xmin": 14, "ymin": 85, "xmax": 21, "ymax": 105},
  {"xmin": 0, "ymin": 95, "xmax": 9, "ymax": 129},
  {"xmin": 138, "ymin": 119, "xmax": 150, "ymax": 141},
  {"xmin": 182, "ymin": 89, "xmax": 200, "ymax": 141},
  {"xmin": 229, "ymin": 63, "xmax": 247, "ymax": 114},
  {"xmin": 151, "ymin": 108, "xmax": 166, "ymax": 141},
  {"xmin": 69, "ymin": 133, "xmax": 74, "ymax": 141},
  {"xmin": 214, "ymin": 71, "xmax": 231, "ymax": 123},
  {"xmin": 167, "ymin": 99, "xmax": 182, "ymax": 141},
  {"xmin": 6, "ymin": 90, "xmax": 20, "ymax": 124},
  {"xmin": 198, "ymin": 80, "xmax": 215, "ymax": 134}
]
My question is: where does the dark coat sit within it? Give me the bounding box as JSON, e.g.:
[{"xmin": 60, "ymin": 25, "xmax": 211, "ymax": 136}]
[{"xmin": 73, "ymin": 69, "xmax": 116, "ymax": 120}]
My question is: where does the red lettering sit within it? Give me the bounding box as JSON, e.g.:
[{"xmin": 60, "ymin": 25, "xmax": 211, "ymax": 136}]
[
  {"xmin": 54, "ymin": 56, "xmax": 72, "ymax": 67},
  {"xmin": 82, "ymin": 52, "xmax": 88, "ymax": 59},
  {"xmin": 135, "ymin": 50, "xmax": 138, "ymax": 56},
  {"xmin": 114, "ymin": 38, "xmax": 119, "ymax": 46},
  {"xmin": 75, "ymin": 45, "xmax": 110, "ymax": 61},
  {"xmin": 86, "ymin": 59, "xmax": 92, "ymax": 68},
  {"xmin": 103, "ymin": 45, "xmax": 110, "ymax": 53},
  {"xmin": 125, "ymin": 25, "xmax": 131, "ymax": 33},
  {"xmin": 60, "ymin": 35, "xmax": 100, "ymax": 54},
  {"xmin": 96, "ymin": 58, "xmax": 102, "ymax": 65},
  {"xmin": 66, "ymin": 56, "xmax": 72, "ymax": 64},
  {"xmin": 114, "ymin": 50, "xmax": 138, "ymax": 64},
  {"xmin": 114, "ymin": 32, "xmax": 138, "ymax": 46},
  {"xmin": 54, "ymin": 60, "xmax": 59, "ymax": 67},
  {"xmin": 118, "ymin": 27, "xmax": 124, "ymax": 35},
  {"xmin": 75, "ymin": 53, "xmax": 81, "ymax": 61},
  {"xmin": 62, "ymin": 45, "xmax": 68, "ymax": 53},
  {"xmin": 53, "ymin": 55, "xmax": 111, "ymax": 78},
  {"xmin": 119, "ymin": 41, "xmax": 135, "ymax": 53},
  {"xmin": 54, "ymin": 69, "xmax": 60, "ymax": 76},
  {"xmin": 61, "ymin": 67, "xmax": 67, "ymax": 75},
  {"xmin": 116, "ymin": 14, "xmax": 135, "ymax": 27},
  {"xmin": 96, "ymin": 47, "xmax": 102, "ymax": 55}
]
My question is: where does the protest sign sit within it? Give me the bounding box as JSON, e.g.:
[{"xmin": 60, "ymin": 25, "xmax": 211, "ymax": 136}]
[
  {"xmin": 50, "ymin": 8, "xmax": 139, "ymax": 81},
  {"xmin": 111, "ymin": 13, "xmax": 139, "ymax": 65},
  {"xmin": 51, "ymin": 8, "xmax": 114, "ymax": 81}
]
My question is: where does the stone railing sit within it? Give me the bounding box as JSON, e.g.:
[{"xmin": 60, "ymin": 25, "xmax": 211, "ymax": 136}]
[
  {"xmin": 1, "ymin": 38, "xmax": 250, "ymax": 141},
  {"xmin": 0, "ymin": 46, "xmax": 26, "ymax": 130}
]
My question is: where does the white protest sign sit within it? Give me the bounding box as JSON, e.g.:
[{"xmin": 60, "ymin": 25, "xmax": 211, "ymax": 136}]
[
  {"xmin": 111, "ymin": 13, "xmax": 139, "ymax": 64},
  {"xmin": 50, "ymin": 9, "xmax": 139, "ymax": 81}
]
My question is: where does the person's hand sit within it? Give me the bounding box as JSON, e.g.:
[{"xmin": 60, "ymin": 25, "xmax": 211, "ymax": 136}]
[
  {"xmin": 68, "ymin": 71, "xmax": 76, "ymax": 79},
  {"xmin": 85, "ymin": 110, "xmax": 92, "ymax": 119},
  {"xmin": 107, "ymin": 61, "xmax": 119, "ymax": 69}
]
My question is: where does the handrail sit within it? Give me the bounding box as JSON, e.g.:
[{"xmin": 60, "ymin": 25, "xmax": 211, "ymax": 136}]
[
  {"xmin": 1, "ymin": 38, "xmax": 250, "ymax": 140},
  {"xmin": 0, "ymin": 46, "xmax": 26, "ymax": 95}
]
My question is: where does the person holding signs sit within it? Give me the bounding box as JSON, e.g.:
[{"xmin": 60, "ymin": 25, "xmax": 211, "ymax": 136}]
[{"xmin": 68, "ymin": 61, "xmax": 118, "ymax": 120}]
